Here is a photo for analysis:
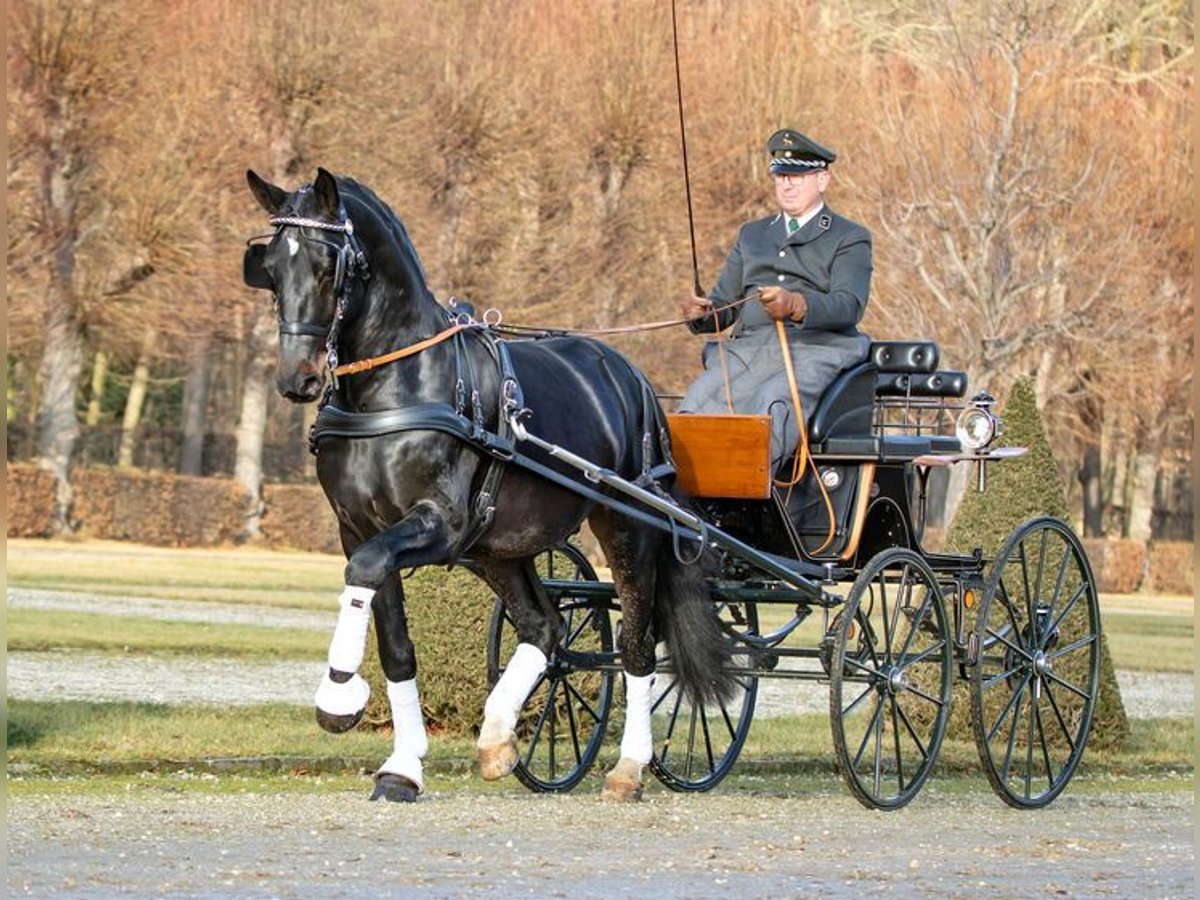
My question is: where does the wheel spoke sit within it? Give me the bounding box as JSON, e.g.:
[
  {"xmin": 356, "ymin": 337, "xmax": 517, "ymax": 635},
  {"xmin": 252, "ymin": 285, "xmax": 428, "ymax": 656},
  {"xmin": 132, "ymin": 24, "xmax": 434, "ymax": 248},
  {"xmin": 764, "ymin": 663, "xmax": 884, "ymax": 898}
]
[
  {"xmin": 988, "ymin": 669, "xmax": 1033, "ymax": 743},
  {"xmin": 523, "ymin": 676, "xmax": 561, "ymax": 766},
  {"xmin": 982, "ymin": 660, "xmax": 1025, "ymax": 690},
  {"xmin": 1018, "ymin": 540, "xmax": 1034, "ymax": 625},
  {"xmin": 872, "ymin": 689, "xmax": 885, "ymax": 797},
  {"xmin": 894, "ymin": 699, "xmax": 930, "ymax": 762},
  {"xmin": 852, "ymin": 692, "xmax": 885, "ymax": 769},
  {"xmin": 1042, "ymin": 669, "xmax": 1092, "ymax": 702},
  {"xmin": 992, "ymin": 579, "xmax": 1025, "ymax": 652},
  {"xmin": 562, "ymin": 678, "xmax": 602, "ymax": 726},
  {"xmin": 699, "ymin": 702, "xmax": 716, "ymax": 773},
  {"xmin": 650, "ymin": 676, "xmax": 680, "ymax": 715},
  {"xmin": 1025, "ymin": 672, "xmax": 1037, "ymax": 799},
  {"xmin": 1047, "ymin": 632, "xmax": 1098, "ymax": 661},
  {"xmin": 842, "ymin": 681, "xmax": 876, "ymax": 717},
  {"xmin": 1047, "ymin": 582, "xmax": 1089, "ymax": 638},
  {"xmin": 895, "ymin": 592, "xmax": 933, "ymax": 662},
  {"xmin": 986, "ymin": 627, "xmax": 1033, "ymax": 661},
  {"xmin": 897, "ymin": 639, "xmax": 945, "ymax": 670},
  {"xmin": 684, "ymin": 700, "xmax": 700, "ymax": 778},
  {"xmin": 1035, "ymin": 692, "xmax": 1057, "ymax": 791},
  {"xmin": 1042, "ymin": 540, "xmax": 1073, "ymax": 647},
  {"xmin": 890, "ymin": 695, "xmax": 905, "ymax": 794},
  {"xmin": 1042, "ymin": 681, "xmax": 1078, "ymax": 753},
  {"xmin": 1000, "ymin": 681, "xmax": 1027, "ymax": 786},
  {"xmin": 879, "ymin": 572, "xmax": 896, "ymax": 666},
  {"xmin": 903, "ymin": 683, "xmax": 945, "ymax": 708},
  {"xmin": 561, "ymin": 681, "xmax": 584, "ymax": 768},
  {"xmin": 843, "ymin": 655, "xmax": 881, "ymax": 678}
]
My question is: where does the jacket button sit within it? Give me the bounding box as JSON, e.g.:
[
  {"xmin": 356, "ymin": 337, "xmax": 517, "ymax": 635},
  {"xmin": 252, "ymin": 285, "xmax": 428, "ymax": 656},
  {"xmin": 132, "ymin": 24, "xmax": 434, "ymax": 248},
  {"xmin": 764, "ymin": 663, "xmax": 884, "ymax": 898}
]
[
  {"xmin": 777, "ymin": 274, "xmax": 785, "ymax": 282},
  {"xmin": 778, "ymin": 250, "xmax": 785, "ymax": 257}
]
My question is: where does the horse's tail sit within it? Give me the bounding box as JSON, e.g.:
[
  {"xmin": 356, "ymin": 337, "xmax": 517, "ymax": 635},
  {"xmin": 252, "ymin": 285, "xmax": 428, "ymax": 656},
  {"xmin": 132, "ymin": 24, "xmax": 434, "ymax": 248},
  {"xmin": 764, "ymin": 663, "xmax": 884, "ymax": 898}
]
[{"xmin": 654, "ymin": 535, "xmax": 735, "ymax": 707}]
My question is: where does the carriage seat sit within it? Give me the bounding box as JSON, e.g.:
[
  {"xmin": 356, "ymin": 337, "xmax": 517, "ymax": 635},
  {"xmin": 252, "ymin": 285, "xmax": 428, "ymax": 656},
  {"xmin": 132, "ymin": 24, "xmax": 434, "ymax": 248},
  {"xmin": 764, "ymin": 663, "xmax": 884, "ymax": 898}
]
[{"xmin": 808, "ymin": 340, "xmax": 964, "ymax": 459}]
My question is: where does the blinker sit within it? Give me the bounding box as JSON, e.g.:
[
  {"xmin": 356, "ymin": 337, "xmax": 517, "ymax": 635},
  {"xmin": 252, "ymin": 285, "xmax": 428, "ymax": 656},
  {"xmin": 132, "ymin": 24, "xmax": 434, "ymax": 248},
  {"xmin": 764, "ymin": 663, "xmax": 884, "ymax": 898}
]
[{"xmin": 243, "ymin": 244, "xmax": 272, "ymax": 290}]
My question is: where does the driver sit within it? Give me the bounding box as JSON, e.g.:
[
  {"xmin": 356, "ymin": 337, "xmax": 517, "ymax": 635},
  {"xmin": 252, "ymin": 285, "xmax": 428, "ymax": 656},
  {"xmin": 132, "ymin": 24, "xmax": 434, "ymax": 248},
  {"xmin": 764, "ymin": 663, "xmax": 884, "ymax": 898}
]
[{"xmin": 678, "ymin": 128, "xmax": 873, "ymax": 467}]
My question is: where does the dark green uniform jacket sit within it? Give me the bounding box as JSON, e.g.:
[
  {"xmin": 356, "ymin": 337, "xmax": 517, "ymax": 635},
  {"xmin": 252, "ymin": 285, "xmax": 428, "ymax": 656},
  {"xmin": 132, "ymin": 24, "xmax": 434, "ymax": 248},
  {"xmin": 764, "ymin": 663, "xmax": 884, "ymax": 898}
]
[{"xmin": 679, "ymin": 204, "xmax": 873, "ymax": 465}]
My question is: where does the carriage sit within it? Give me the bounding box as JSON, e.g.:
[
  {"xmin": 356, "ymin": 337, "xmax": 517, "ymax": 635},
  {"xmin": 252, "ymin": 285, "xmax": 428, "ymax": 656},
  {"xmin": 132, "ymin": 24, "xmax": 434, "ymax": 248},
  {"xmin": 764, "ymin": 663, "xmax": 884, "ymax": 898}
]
[
  {"xmin": 244, "ymin": 168, "xmax": 1102, "ymax": 811},
  {"xmin": 486, "ymin": 339, "xmax": 1101, "ymax": 810}
]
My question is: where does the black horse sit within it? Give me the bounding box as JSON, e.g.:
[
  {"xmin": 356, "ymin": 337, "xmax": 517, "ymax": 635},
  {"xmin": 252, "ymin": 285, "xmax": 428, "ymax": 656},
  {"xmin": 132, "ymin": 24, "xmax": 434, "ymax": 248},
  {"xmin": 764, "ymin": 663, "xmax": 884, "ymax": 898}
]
[{"xmin": 244, "ymin": 168, "xmax": 732, "ymax": 802}]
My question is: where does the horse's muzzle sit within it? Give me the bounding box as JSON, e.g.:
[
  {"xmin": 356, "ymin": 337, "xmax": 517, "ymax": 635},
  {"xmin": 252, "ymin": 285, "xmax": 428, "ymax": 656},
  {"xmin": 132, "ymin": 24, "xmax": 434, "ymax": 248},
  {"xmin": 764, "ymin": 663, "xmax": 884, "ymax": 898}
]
[{"xmin": 277, "ymin": 371, "xmax": 324, "ymax": 403}]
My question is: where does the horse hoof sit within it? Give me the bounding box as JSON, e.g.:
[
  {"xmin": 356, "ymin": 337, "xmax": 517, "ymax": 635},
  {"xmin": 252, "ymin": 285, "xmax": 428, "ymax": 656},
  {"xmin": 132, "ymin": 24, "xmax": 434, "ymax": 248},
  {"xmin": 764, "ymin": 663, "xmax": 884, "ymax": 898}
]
[
  {"xmin": 370, "ymin": 773, "xmax": 420, "ymax": 803},
  {"xmin": 601, "ymin": 757, "xmax": 644, "ymax": 802},
  {"xmin": 600, "ymin": 772, "xmax": 644, "ymax": 803},
  {"xmin": 315, "ymin": 706, "xmax": 365, "ymax": 734},
  {"xmin": 478, "ymin": 739, "xmax": 519, "ymax": 781}
]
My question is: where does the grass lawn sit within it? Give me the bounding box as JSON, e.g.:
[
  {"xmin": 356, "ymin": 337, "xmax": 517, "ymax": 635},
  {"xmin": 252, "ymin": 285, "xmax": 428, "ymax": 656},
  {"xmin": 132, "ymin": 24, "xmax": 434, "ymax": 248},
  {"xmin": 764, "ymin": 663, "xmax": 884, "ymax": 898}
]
[{"xmin": 7, "ymin": 608, "xmax": 327, "ymax": 659}]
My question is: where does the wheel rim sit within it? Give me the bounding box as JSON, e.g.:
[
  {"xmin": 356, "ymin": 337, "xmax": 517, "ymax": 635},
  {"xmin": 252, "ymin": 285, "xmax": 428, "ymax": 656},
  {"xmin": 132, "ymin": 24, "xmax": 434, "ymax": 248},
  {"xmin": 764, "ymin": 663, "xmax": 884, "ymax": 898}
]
[
  {"xmin": 972, "ymin": 518, "xmax": 1100, "ymax": 808},
  {"xmin": 487, "ymin": 545, "xmax": 614, "ymax": 793},
  {"xmin": 648, "ymin": 600, "xmax": 758, "ymax": 792},
  {"xmin": 830, "ymin": 548, "xmax": 952, "ymax": 810}
]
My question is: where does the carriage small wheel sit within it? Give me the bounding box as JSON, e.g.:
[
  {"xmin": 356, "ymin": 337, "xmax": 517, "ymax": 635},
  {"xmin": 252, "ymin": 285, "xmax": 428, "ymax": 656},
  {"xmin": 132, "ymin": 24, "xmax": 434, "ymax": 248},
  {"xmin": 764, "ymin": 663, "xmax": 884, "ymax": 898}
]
[
  {"xmin": 969, "ymin": 517, "xmax": 1101, "ymax": 809},
  {"xmin": 829, "ymin": 547, "xmax": 953, "ymax": 810},
  {"xmin": 485, "ymin": 544, "xmax": 615, "ymax": 793},
  {"xmin": 648, "ymin": 599, "xmax": 759, "ymax": 792}
]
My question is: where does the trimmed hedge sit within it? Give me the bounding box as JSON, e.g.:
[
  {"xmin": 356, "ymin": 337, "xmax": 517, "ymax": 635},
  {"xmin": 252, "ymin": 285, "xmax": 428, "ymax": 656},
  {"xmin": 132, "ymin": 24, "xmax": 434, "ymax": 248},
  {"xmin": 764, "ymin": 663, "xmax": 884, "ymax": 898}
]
[
  {"xmin": 6, "ymin": 463, "xmax": 57, "ymax": 537},
  {"xmin": 261, "ymin": 483, "xmax": 342, "ymax": 554},
  {"xmin": 1081, "ymin": 538, "xmax": 1147, "ymax": 594},
  {"xmin": 358, "ymin": 566, "xmax": 496, "ymax": 736},
  {"xmin": 71, "ymin": 468, "xmax": 245, "ymax": 546},
  {"xmin": 1146, "ymin": 541, "xmax": 1194, "ymax": 595}
]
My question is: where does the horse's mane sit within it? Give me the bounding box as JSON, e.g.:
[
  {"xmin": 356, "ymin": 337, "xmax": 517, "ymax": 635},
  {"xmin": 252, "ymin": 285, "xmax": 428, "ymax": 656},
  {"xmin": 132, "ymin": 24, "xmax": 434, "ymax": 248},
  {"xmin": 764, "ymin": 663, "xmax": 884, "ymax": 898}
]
[{"xmin": 335, "ymin": 175, "xmax": 433, "ymax": 296}]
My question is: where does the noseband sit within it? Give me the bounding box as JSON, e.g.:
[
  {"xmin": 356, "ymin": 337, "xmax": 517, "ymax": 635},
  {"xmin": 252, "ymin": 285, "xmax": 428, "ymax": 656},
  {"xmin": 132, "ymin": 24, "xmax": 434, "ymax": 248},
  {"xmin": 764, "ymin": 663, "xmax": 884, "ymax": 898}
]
[{"xmin": 267, "ymin": 214, "xmax": 369, "ymax": 373}]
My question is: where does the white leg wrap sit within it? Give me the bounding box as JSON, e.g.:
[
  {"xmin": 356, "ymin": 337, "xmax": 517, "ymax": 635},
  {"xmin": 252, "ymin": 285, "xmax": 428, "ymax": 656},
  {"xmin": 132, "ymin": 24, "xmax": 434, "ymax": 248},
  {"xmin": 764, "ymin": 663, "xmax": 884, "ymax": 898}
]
[
  {"xmin": 314, "ymin": 669, "xmax": 370, "ymax": 715},
  {"xmin": 620, "ymin": 672, "xmax": 656, "ymax": 764},
  {"xmin": 377, "ymin": 679, "xmax": 428, "ymax": 793},
  {"xmin": 478, "ymin": 643, "xmax": 547, "ymax": 748},
  {"xmin": 327, "ymin": 585, "xmax": 375, "ymax": 673}
]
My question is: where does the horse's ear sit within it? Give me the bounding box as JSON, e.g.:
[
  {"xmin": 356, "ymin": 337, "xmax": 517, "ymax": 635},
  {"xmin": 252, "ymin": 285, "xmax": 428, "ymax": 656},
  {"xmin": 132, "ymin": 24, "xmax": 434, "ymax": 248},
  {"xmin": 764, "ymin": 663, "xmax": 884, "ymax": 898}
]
[
  {"xmin": 313, "ymin": 168, "xmax": 340, "ymax": 219},
  {"xmin": 247, "ymin": 169, "xmax": 287, "ymax": 214}
]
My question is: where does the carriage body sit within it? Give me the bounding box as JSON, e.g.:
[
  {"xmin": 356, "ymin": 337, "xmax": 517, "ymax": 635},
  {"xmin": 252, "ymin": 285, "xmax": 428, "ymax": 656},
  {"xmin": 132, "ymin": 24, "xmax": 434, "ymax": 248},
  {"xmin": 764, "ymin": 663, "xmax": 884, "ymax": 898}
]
[{"xmin": 494, "ymin": 339, "xmax": 1102, "ymax": 810}]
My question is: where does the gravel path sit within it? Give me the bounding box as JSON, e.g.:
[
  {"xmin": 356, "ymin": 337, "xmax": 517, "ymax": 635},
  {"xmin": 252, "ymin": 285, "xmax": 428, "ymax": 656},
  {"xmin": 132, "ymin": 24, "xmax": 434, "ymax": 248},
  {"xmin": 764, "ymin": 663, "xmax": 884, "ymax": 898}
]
[
  {"xmin": 7, "ymin": 588, "xmax": 1194, "ymax": 718},
  {"xmin": 7, "ymin": 786, "xmax": 1194, "ymax": 898}
]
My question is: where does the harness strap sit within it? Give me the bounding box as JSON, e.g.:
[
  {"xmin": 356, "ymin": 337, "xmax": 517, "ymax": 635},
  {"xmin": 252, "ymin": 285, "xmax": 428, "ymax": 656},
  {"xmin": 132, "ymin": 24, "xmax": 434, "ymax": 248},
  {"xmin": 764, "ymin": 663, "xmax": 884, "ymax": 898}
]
[{"xmin": 332, "ymin": 323, "xmax": 471, "ymax": 377}]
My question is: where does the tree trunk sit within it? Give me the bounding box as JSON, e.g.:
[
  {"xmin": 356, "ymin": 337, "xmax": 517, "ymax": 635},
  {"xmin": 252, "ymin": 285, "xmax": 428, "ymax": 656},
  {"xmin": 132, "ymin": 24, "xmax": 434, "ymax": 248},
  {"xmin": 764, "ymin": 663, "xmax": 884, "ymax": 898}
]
[
  {"xmin": 1079, "ymin": 444, "xmax": 1104, "ymax": 537},
  {"xmin": 34, "ymin": 295, "xmax": 85, "ymax": 532},
  {"xmin": 1127, "ymin": 443, "xmax": 1158, "ymax": 542},
  {"xmin": 179, "ymin": 336, "xmax": 212, "ymax": 475},
  {"xmin": 116, "ymin": 340, "xmax": 154, "ymax": 469},
  {"xmin": 85, "ymin": 350, "xmax": 108, "ymax": 427},
  {"xmin": 233, "ymin": 308, "xmax": 278, "ymax": 541}
]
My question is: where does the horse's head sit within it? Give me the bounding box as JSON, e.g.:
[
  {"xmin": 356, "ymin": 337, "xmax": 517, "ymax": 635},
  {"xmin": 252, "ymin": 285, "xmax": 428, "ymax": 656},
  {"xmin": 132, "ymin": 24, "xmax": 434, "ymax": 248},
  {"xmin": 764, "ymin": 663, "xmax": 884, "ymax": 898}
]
[{"xmin": 244, "ymin": 167, "xmax": 362, "ymax": 402}]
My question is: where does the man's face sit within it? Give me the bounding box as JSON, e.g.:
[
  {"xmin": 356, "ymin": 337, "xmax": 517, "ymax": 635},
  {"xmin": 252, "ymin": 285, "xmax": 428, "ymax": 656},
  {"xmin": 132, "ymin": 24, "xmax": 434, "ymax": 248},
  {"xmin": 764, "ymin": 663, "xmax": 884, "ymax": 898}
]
[{"xmin": 773, "ymin": 170, "xmax": 829, "ymax": 218}]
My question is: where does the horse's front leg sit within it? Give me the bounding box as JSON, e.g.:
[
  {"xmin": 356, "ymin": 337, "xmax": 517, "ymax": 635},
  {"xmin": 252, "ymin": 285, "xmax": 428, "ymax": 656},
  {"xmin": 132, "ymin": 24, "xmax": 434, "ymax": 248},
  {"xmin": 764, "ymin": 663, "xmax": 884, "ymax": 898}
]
[
  {"xmin": 313, "ymin": 504, "xmax": 453, "ymax": 792},
  {"xmin": 366, "ymin": 577, "xmax": 429, "ymax": 803}
]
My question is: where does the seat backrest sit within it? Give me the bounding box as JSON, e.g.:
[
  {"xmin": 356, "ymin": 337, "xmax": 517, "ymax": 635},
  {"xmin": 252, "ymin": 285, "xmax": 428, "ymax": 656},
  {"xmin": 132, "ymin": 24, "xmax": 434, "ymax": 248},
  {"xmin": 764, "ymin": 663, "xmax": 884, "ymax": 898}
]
[
  {"xmin": 869, "ymin": 340, "xmax": 939, "ymax": 374},
  {"xmin": 808, "ymin": 361, "xmax": 878, "ymax": 444}
]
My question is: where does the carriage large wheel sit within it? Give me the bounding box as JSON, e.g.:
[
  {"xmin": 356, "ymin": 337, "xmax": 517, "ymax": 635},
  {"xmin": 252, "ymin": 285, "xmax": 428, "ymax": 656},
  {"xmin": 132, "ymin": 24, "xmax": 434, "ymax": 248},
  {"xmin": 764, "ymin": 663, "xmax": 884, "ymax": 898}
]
[
  {"xmin": 970, "ymin": 517, "xmax": 1101, "ymax": 809},
  {"xmin": 830, "ymin": 547, "xmax": 953, "ymax": 810},
  {"xmin": 648, "ymin": 599, "xmax": 759, "ymax": 792},
  {"xmin": 486, "ymin": 544, "xmax": 615, "ymax": 793}
]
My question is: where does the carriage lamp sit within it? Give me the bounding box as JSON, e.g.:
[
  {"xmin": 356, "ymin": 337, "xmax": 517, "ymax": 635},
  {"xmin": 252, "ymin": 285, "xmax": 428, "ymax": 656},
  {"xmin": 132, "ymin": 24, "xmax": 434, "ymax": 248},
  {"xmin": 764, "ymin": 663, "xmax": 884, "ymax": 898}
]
[{"xmin": 955, "ymin": 392, "xmax": 1002, "ymax": 452}]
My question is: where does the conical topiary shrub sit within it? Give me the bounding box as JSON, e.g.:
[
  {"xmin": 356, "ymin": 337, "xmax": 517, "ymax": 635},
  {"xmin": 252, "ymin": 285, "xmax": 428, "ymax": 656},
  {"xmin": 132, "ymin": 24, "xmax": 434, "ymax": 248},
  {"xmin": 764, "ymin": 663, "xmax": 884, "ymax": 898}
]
[
  {"xmin": 357, "ymin": 566, "xmax": 495, "ymax": 736},
  {"xmin": 945, "ymin": 378, "xmax": 1129, "ymax": 752}
]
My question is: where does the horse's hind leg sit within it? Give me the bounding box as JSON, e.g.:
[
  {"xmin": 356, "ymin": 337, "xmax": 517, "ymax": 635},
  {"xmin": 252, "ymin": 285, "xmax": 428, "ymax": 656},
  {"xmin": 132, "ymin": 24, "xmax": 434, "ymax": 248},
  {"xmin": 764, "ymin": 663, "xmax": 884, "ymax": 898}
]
[
  {"xmin": 589, "ymin": 509, "xmax": 659, "ymax": 802},
  {"xmin": 470, "ymin": 558, "xmax": 562, "ymax": 781}
]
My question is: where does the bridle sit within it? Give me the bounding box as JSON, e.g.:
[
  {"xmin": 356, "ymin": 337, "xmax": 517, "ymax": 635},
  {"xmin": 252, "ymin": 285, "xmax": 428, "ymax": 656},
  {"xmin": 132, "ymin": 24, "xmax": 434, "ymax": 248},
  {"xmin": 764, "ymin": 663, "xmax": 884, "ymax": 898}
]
[{"xmin": 263, "ymin": 213, "xmax": 369, "ymax": 376}]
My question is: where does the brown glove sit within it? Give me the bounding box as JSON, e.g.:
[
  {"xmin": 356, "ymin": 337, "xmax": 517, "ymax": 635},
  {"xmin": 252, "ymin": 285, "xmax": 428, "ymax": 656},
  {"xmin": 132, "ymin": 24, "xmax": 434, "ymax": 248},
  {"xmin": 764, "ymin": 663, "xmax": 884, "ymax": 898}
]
[
  {"xmin": 758, "ymin": 286, "xmax": 807, "ymax": 322},
  {"xmin": 680, "ymin": 294, "xmax": 713, "ymax": 321}
]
